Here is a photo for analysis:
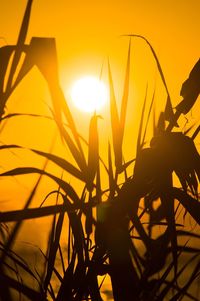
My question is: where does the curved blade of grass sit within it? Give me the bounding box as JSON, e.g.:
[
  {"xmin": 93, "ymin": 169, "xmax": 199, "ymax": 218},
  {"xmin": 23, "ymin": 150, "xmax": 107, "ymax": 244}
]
[
  {"xmin": 0, "ymin": 112, "xmax": 53, "ymax": 122},
  {"xmin": 49, "ymin": 83, "xmax": 86, "ymax": 166},
  {"xmin": 31, "ymin": 149, "xmax": 85, "ymax": 182},
  {"xmin": 0, "ymin": 167, "xmax": 80, "ymax": 205},
  {"xmin": 163, "ymin": 281, "xmax": 199, "ymax": 301},
  {"xmin": 0, "ymin": 201, "xmax": 98, "ymax": 223},
  {"xmin": 123, "ymin": 34, "xmax": 171, "ymax": 100},
  {"xmin": 13, "ymin": 36, "xmax": 86, "ymax": 171},
  {"xmin": 0, "ymin": 244, "xmax": 41, "ymax": 285},
  {"xmin": 0, "ymin": 144, "xmax": 20, "ymax": 150},
  {"xmin": 0, "ymin": 272, "xmax": 45, "ymax": 301},
  {"xmin": 170, "ymin": 261, "xmax": 200, "ymax": 301},
  {"xmin": 158, "ymin": 253, "xmax": 199, "ymax": 300},
  {"xmin": 0, "ymin": 132, "xmax": 56, "ymax": 263},
  {"xmin": 28, "ymin": 40, "xmax": 86, "ymax": 168},
  {"xmin": 57, "ymin": 122, "xmax": 87, "ymax": 174},
  {"xmin": 176, "ymin": 230, "xmax": 200, "ymax": 239},
  {"xmin": 172, "ymin": 188, "xmax": 200, "ymax": 225},
  {"xmin": 123, "ymin": 34, "xmax": 178, "ymax": 128}
]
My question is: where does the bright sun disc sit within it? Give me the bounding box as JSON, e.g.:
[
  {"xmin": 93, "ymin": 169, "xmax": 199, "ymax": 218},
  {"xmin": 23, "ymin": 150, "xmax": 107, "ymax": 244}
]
[{"xmin": 71, "ymin": 76, "xmax": 108, "ymax": 112}]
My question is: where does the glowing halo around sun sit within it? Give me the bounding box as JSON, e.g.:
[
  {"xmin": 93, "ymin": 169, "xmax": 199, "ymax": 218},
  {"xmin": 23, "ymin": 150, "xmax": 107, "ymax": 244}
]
[{"xmin": 70, "ymin": 76, "xmax": 108, "ymax": 112}]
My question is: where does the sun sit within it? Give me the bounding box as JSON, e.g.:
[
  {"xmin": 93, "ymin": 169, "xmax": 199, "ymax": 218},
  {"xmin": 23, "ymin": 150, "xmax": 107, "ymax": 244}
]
[{"xmin": 70, "ymin": 76, "xmax": 108, "ymax": 112}]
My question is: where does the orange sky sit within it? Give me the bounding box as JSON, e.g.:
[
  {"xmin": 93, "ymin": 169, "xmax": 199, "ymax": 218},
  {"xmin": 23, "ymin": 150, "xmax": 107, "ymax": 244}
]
[{"xmin": 1, "ymin": 0, "xmax": 199, "ymax": 98}]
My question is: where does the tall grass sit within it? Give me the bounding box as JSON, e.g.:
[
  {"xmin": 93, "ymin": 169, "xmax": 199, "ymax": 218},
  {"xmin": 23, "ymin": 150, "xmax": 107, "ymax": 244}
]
[{"xmin": 0, "ymin": 1, "xmax": 200, "ymax": 300}]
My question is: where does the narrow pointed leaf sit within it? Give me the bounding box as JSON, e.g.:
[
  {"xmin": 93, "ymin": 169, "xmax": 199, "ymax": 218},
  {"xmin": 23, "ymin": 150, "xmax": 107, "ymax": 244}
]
[
  {"xmin": 87, "ymin": 113, "xmax": 100, "ymax": 191},
  {"xmin": 120, "ymin": 39, "xmax": 131, "ymax": 142},
  {"xmin": 141, "ymin": 89, "xmax": 155, "ymax": 147},
  {"xmin": 137, "ymin": 84, "xmax": 148, "ymax": 154},
  {"xmin": 5, "ymin": 0, "xmax": 33, "ymax": 92},
  {"xmin": 108, "ymin": 142, "xmax": 115, "ymax": 198},
  {"xmin": 31, "ymin": 149, "xmax": 85, "ymax": 182},
  {"xmin": 108, "ymin": 59, "xmax": 122, "ymax": 171}
]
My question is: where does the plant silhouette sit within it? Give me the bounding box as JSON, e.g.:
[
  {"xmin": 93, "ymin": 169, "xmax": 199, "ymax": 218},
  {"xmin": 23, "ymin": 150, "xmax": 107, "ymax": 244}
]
[{"xmin": 0, "ymin": 1, "xmax": 200, "ymax": 301}]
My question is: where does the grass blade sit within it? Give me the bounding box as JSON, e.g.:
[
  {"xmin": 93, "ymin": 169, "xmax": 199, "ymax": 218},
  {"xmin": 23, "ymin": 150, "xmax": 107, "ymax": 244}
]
[
  {"xmin": 0, "ymin": 167, "xmax": 80, "ymax": 205},
  {"xmin": 108, "ymin": 59, "xmax": 122, "ymax": 172},
  {"xmin": 31, "ymin": 149, "xmax": 85, "ymax": 182},
  {"xmin": 87, "ymin": 113, "xmax": 100, "ymax": 192},
  {"xmin": 120, "ymin": 38, "xmax": 131, "ymax": 143},
  {"xmin": 136, "ymin": 84, "xmax": 148, "ymax": 154},
  {"xmin": 5, "ymin": 0, "xmax": 33, "ymax": 93},
  {"xmin": 172, "ymin": 188, "xmax": 200, "ymax": 225}
]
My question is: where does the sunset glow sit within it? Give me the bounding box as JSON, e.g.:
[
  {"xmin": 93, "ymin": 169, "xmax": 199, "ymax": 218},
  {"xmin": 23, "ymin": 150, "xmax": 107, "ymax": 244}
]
[{"xmin": 70, "ymin": 76, "xmax": 108, "ymax": 112}]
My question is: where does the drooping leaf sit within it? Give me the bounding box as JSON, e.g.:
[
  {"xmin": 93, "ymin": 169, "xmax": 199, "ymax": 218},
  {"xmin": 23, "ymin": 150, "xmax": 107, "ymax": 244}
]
[
  {"xmin": 0, "ymin": 144, "xmax": 20, "ymax": 150},
  {"xmin": 0, "ymin": 112, "xmax": 52, "ymax": 122},
  {"xmin": 31, "ymin": 148, "xmax": 85, "ymax": 182},
  {"xmin": 172, "ymin": 188, "xmax": 200, "ymax": 225},
  {"xmin": 123, "ymin": 34, "xmax": 172, "ymax": 100},
  {"xmin": 0, "ymin": 272, "xmax": 45, "ymax": 300},
  {"xmin": 176, "ymin": 58, "xmax": 200, "ymax": 114},
  {"xmin": 0, "ymin": 167, "xmax": 80, "ymax": 204}
]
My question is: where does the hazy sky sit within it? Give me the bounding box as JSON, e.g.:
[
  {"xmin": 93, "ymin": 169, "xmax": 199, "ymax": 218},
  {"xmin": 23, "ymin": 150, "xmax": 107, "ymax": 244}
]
[{"xmin": 1, "ymin": 0, "xmax": 199, "ymax": 97}]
